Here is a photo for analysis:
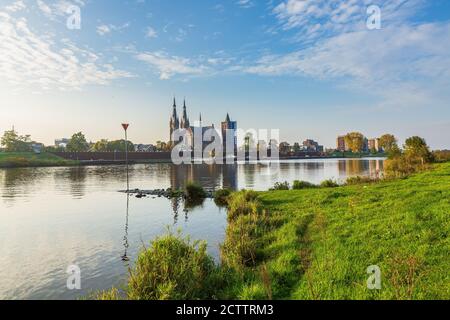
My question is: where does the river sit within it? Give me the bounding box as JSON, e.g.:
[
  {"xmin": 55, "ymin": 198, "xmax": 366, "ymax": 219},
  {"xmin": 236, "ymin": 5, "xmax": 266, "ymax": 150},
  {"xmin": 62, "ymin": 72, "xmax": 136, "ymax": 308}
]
[{"xmin": 0, "ymin": 158, "xmax": 384, "ymax": 299}]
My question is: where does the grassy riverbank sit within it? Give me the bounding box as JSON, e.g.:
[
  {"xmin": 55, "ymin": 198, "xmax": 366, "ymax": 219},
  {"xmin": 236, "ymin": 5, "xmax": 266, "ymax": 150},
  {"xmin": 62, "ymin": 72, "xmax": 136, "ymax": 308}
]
[
  {"xmin": 229, "ymin": 162, "xmax": 449, "ymax": 299},
  {"xmin": 98, "ymin": 162, "xmax": 449, "ymax": 300},
  {"xmin": 0, "ymin": 152, "xmax": 79, "ymax": 168}
]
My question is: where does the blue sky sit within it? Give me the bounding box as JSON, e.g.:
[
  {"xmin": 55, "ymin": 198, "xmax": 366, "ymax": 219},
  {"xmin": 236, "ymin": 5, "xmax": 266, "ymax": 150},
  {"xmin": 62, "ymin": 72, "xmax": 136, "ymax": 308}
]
[{"xmin": 0, "ymin": 0, "xmax": 449, "ymax": 149}]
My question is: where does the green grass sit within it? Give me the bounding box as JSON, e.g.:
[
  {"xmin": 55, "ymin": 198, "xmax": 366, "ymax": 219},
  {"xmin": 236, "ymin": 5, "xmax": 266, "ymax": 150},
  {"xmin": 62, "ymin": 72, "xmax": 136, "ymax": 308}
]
[
  {"xmin": 0, "ymin": 152, "xmax": 78, "ymax": 168},
  {"xmin": 96, "ymin": 232, "xmax": 226, "ymax": 300},
  {"xmin": 236, "ymin": 162, "xmax": 450, "ymax": 299},
  {"xmin": 214, "ymin": 188, "xmax": 232, "ymax": 207},
  {"xmin": 95, "ymin": 163, "xmax": 450, "ymax": 300}
]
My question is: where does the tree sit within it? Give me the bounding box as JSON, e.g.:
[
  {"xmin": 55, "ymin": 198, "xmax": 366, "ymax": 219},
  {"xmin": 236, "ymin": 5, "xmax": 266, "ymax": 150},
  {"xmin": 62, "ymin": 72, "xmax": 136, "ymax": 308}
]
[
  {"xmin": 293, "ymin": 142, "xmax": 301, "ymax": 153},
  {"xmin": 1, "ymin": 130, "xmax": 32, "ymax": 152},
  {"xmin": 66, "ymin": 132, "xmax": 89, "ymax": 152},
  {"xmin": 344, "ymin": 132, "xmax": 364, "ymax": 153},
  {"xmin": 404, "ymin": 136, "xmax": 433, "ymax": 164},
  {"xmin": 92, "ymin": 139, "xmax": 109, "ymax": 152},
  {"xmin": 107, "ymin": 140, "xmax": 135, "ymax": 152},
  {"xmin": 279, "ymin": 142, "xmax": 291, "ymax": 154},
  {"xmin": 156, "ymin": 141, "xmax": 169, "ymax": 152},
  {"xmin": 379, "ymin": 134, "xmax": 398, "ymax": 154}
]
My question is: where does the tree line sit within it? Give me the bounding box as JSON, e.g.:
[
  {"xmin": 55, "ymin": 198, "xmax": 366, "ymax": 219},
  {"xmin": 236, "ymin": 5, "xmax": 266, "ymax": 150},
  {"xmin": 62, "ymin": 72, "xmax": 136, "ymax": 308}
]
[{"xmin": 0, "ymin": 130, "xmax": 170, "ymax": 153}]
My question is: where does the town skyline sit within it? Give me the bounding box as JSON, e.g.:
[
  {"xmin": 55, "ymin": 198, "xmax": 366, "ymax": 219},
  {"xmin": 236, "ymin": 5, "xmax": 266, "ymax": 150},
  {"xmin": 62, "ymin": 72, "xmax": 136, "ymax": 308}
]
[{"xmin": 3, "ymin": 95, "xmax": 448, "ymax": 151}]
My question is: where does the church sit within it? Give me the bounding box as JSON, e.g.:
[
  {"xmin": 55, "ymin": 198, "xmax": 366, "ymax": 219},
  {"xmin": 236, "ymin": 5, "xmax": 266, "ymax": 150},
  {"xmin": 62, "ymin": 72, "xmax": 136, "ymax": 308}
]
[{"xmin": 169, "ymin": 98, "xmax": 237, "ymax": 155}]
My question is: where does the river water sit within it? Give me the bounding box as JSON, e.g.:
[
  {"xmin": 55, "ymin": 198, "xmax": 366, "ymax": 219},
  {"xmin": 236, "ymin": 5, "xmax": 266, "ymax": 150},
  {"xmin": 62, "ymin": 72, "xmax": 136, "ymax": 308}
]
[{"xmin": 0, "ymin": 158, "xmax": 383, "ymax": 299}]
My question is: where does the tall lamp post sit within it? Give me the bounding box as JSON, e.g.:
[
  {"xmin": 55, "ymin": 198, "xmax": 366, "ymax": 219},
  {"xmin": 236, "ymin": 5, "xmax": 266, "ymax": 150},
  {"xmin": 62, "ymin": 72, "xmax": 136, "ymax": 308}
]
[{"xmin": 122, "ymin": 123, "xmax": 130, "ymax": 191}]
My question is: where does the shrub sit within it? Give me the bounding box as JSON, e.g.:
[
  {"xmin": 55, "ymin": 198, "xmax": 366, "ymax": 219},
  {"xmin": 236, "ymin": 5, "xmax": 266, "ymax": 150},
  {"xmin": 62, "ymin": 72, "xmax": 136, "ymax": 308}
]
[
  {"xmin": 184, "ymin": 181, "xmax": 206, "ymax": 200},
  {"xmin": 227, "ymin": 190, "xmax": 260, "ymax": 222},
  {"xmin": 126, "ymin": 233, "xmax": 220, "ymax": 300},
  {"xmin": 384, "ymin": 156, "xmax": 427, "ymax": 178},
  {"xmin": 269, "ymin": 181, "xmax": 290, "ymax": 191},
  {"xmin": 345, "ymin": 176, "xmax": 380, "ymax": 185},
  {"xmin": 320, "ymin": 179, "xmax": 339, "ymax": 188},
  {"xmin": 214, "ymin": 188, "xmax": 232, "ymax": 207},
  {"xmin": 432, "ymin": 150, "xmax": 450, "ymax": 163},
  {"xmin": 292, "ymin": 180, "xmax": 317, "ymax": 190}
]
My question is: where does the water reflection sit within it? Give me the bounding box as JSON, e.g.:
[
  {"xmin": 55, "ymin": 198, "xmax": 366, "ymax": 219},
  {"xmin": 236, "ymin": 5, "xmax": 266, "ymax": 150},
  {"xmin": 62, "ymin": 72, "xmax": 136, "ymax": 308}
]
[
  {"xmin": 337, "ymin": 159, "xmax": 383, "ymax": 179},
  {"xmin": 0, "ymin": 168, "xmax": 51, "ymax": 204},
  {"xmin": 1, "ymin": 159, "xmax": 384, "ymax": 204},
  {"xmin": 122, "ymin": 194, "xmax": 130, "ymax": 262}
]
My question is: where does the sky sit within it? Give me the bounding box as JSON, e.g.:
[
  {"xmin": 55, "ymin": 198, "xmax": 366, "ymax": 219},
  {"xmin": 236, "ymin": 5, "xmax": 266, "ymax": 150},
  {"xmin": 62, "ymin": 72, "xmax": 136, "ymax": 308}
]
[{"xmin": 0, "ymin": 0, "xmax": 449, "ymax": 149}]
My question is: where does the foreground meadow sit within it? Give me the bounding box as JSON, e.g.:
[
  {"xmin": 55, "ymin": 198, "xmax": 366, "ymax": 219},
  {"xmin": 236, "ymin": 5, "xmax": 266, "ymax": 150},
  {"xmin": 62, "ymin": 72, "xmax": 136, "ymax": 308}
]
[{"xmin": 98, "ymin": 162, "xmax": 450, "ymax": 300}]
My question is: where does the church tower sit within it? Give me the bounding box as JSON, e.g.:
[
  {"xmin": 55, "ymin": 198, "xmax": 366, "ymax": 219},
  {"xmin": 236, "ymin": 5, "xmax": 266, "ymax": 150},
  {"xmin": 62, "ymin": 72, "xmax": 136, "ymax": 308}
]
[
  {"xmin": 180, "ymin": 99, "xmax": 190, "ymax": 129},
  {"xmin": 221, "ymin": 113, "xmax": 237, "ymax": 157},
  {"xmin": 169, "ymin": 98, "xmax": 179, "ymax": 145}
]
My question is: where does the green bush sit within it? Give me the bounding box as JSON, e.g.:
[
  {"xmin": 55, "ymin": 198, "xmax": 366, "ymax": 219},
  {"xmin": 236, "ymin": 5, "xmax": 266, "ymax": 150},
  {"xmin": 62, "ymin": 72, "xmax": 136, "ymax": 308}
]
[
  {"xmin": 384, "ymin": 156, "xmax": 427, "ymax": 178},
  {"xmin": 227, "ymin": 190, "xmax": 260, "ymax": 222},
  {"xmin": 345, "ymin": 176, "xmax": 380, "ymax": 185},
  {"xmin": 184, "ymin": 181, "xmax": 207, "ymax": 200},
  {"xmin": 270, "ymin": 181, "xmax": 290, "ymax": 191},
  {"xmin": 214, "ymin": 188, "xmax": 232, "ymax": 207},
  {"xmin": 432, "ymin": 150, "xmax": 450, "ymax": 163},
  {"xmin": 292, "ymin": 180, "xmax": 317, "ymax": 190},
  {"xmin": 320, "ymin": 179, "xmax": 339, "ymax": 188},
  {"xmin": 126, "ymin": 233, "xmax": 220, "ymax": 300}
]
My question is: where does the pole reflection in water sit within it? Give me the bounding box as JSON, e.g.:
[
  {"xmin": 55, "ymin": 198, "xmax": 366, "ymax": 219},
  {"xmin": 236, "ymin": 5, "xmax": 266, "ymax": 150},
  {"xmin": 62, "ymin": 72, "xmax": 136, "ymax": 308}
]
[{"xmin": 121, "ymin": 193, "xmax": 130, "ymax": 262}]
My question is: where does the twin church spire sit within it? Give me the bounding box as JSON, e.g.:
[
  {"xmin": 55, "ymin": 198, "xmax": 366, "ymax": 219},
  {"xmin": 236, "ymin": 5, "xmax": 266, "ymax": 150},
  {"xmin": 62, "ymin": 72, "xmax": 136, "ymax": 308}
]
[{"xmin": 169, "ymin": 97, "xmax": 235, "ymax": 146}]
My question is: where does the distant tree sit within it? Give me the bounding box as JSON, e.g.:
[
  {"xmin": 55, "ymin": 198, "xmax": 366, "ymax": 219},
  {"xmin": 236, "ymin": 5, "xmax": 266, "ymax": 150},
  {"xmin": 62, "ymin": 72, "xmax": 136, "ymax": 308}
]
[
  {"xmin": 66, "ymin": 132, "xmax": 89, "ymax": 152},
  {"xmin": 92, "ymin": 139, "xmax": 109, "ymax": 152},
  {"xmin": 432, "ymin": 150, "xmax": 450, "ymax": 163},
  {"xmin": 344, "ymin": 132, "xmax": 364, "ymax": 153},
  {"xmin": 1, "ymin": 130, "xmax": 32, "ymax": 152},
  {"xmin": 293, "ymin": 142, "xmax": 301, "ymax": 153},
  {"xmin": 107, "ymin": 140, "xmax": 135, "ymax": 152},
  {"xmin": 279, "ymin": 142, "xmax": 291, "ymax": 154},
  {"xmin": 156, "ymin": 141, "xmax": 169, "ymax": 152},
  {"xmin": 404, "ymin": 136, "xmax": 433, "ymax": 164},
  {"xmin": 379, "ymin": 134, "xmax": 398, "ymax": 154}
]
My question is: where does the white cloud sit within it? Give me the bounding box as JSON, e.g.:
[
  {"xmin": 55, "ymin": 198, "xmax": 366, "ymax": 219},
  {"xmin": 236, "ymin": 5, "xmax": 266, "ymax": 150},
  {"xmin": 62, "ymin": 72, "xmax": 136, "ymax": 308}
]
[
  {"xmin": 35, "ymin": 0, "xmax": 85, "ymax": 19},
  {"xmin": 242, "ymin": 21, "xmax": 450, "ymax": 110},
  {"xmin": 96, "ymin": 24, "xmax": 111, "ymax": 35},
  {"xmin": 272, "ymin": 0, "xmax": 425, "ymax": 43},
  {"xmin": 96, "ymin": 23, "xmax": 130, "ymax": 36},
  {"xmin": 136, "ymin": 51, "xmax": 208, "ymax": 80},
  {"xmin": 237, "ymin": 0, "xmax": 254, "ymax": 9},
  {"xmin": 0, "ymin": 12, "xmax": 133, "ymax": 90},
  {"xmin": 246, "ymin": 22, "xmax": 450, "ymax": 79},
  {"xmin": 36, "ymin": 0, "xmax": 52, "ymax": 15},
  {"xmin": 4, "ymin": 0, "xmax": 26, "ymax": 12},
  {"xmin": 145, "ymin": 26, "xmax": 157, "ymax": 38}
]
